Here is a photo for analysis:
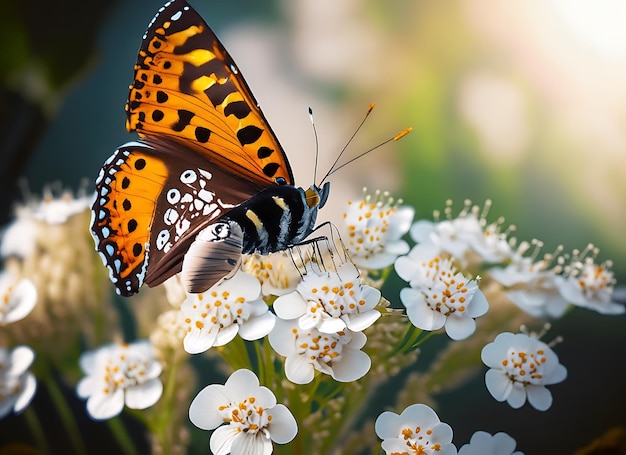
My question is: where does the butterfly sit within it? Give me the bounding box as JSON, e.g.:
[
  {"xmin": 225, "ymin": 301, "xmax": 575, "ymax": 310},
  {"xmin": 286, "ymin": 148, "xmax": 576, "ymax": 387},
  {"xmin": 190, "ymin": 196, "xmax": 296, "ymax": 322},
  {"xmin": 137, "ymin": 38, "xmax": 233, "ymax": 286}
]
[{"xmin": 91, "ymin": 0, "xmax": 330, "ymax": 297}]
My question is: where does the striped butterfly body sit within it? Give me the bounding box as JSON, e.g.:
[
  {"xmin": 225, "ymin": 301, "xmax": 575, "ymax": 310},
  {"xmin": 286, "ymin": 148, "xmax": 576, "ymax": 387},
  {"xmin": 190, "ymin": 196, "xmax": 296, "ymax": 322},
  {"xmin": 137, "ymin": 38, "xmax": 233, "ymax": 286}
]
[{"xmin": 91, "ymin": 0, "xmax": 329, "ymax": 296}]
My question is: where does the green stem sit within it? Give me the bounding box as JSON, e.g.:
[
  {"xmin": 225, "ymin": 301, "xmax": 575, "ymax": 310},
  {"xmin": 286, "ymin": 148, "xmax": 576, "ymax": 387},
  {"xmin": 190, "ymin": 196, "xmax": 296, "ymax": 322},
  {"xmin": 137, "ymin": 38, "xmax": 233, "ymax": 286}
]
[
  {"xmin": 221, "ymin": 336, "xmax": 252, "ymax": 371},
  {"xmin": 254, "ymin": 340, "xmax": 265, "ymax": 383},
  {"xmin": 151, "ymin": 354, "xmax": 180, "ymax": 438},
  {"xmin": 22, "ymin": 407, "xmax": 49, "ymax": 455},
  {"xmin": 44, "ymin": 376, "xmax": 86, "ymax": 455},
  {"xmin": 106, "ymin": 416, "xmax": 139, "ymax": 455}
]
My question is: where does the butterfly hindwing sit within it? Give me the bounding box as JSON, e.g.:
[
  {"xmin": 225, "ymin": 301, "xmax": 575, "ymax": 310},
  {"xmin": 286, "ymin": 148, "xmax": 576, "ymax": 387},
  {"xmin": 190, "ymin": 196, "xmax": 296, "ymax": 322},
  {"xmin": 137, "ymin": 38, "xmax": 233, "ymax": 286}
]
[
  {"xmin": 126, "ymin": 0, "xmax": 294, "ymax": 188},
  {"xmin": 91, "ymin": 138, "xmax": 263, "ymax": 296}
]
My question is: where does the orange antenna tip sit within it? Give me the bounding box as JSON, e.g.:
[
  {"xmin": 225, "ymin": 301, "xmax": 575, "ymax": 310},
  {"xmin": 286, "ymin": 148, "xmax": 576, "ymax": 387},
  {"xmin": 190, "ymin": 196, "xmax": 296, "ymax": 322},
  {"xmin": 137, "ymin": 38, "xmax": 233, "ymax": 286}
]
[
  {"xmin": 367, "ymin": 103, "xmax": 375, "ymax": 114},
  {"xmin": 393, "ymin": 127, "xmax": 412, "ymax": 141}
]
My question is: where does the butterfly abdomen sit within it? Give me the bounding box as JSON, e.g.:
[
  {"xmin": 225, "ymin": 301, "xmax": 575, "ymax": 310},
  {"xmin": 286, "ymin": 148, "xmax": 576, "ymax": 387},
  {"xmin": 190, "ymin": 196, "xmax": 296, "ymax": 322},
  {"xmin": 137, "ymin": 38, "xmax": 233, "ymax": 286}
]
[{"xmin": 223, "ymin": 184, "xmax": 326, "ymax": 255}]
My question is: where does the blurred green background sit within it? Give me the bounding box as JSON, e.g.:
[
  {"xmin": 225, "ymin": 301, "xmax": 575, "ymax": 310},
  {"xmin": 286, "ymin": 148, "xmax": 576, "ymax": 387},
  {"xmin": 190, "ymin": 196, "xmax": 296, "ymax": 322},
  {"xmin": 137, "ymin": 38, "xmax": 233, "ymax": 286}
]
[{"xmin": 1, "ymin": 0, "xmax": 625, "ymax": 453}]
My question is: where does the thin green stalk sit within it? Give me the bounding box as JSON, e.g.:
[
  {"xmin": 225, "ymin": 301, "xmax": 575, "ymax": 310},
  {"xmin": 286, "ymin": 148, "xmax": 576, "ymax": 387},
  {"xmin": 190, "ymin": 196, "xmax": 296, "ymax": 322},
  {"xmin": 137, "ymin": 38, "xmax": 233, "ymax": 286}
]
[
  {"xmin": 23, "ymin": 407, "xmax": 49, "ymax": 455},
  {"xmin": 150, "ymin": 353, "xmax": 181, "ymax": 440},
  {"xmin": 253, "ymin": 340, "xmax": 266, "ymax": 383},
  {"xmin": 106, "ymin": 416, "xmax": 139, "ymax": 455},
  {"xmin": 262, "ymin": 337, "xmax": 277, "ymax": 390},
  {"xmin": 220, "ymin": 336, "xmax": 252, "ymax": 370},
  {"xmin": 44, "ymin": 376, "xmax": 86, "ymax": 455}
]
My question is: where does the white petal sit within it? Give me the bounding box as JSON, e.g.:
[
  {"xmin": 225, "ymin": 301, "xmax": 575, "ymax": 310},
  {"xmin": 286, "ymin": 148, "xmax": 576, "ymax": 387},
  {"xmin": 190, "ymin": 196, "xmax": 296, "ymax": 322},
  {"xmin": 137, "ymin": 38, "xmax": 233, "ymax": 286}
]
[
  {"xmin": 3, "ymin": 279, "xmax": 37, "ymax": 323},
  {"xmin": 214, "ymin": 323, "xmax": 239, "ymax": 347},
  {"xmin": 361, "ymin": 286, "xmax": 382, "ymax": 308},
  {"xmin": 273, "ymin": 293, "xmax": 307, "ymax": 320},
  {"xmin": 394, "ymin": 255, "xmax": 417, "ymax": 282},
  {"xmin": 230, "ymin": 432, "xmax": 269, "ymax": 455},
  {"xmin": 480, "ymin": 332, "xmax": 514, "ymax": 367},
  {"xmin": 406, "ymin": 298, "xmax": 446, "ymax": 331},
  {"xmin": 466, "ymin": 289, "xmax": 489, "ymax": 317},
  {"xmin": 318, "ymin": 317, "xmax": 346, "ymax": 333},
  {"xmin": 13, "ymin": 373, "xmax": 37, "ymax": 413},
  {"xmin": 189, "ymin": 384, "xmax": 232, "ymax": 430},
  {"xmin": 346, "ymin": 330, "xmax": 368, "ymax": 350},
  {"xmin": 382, "ymin": 438, "xmax": 412, "ymax": 453},
  {"xmin": 285, "ymin": 354, "xmax": 315, "ymax": 384},
  {"xmin": 330, "ymin": 348, "xmax": 371, "ymax": 382},
  {"xmin": 354, "ymin": 252, "xmax": 397, "ymax": 270},
  {"xmin": 401, "ymin": 403, "xmax": 441, "ymax": 428},
  {"xmin": 526, "ymin": 385, "xmax": 553, "ymax": 411},
  {"xmin": 210, "ymin": 425, "xmax": 239, "ymax": 455},
  {"xmin": 429, "ymin": 422, "xmax": 455, "ymax": 445},
  {"xmin": 76, "ymin": 377, "xmax": 96, "ymax": 399},
  {"xmin": 78, "ymin": 350, "xmax": 98, "ymax": 375},
  {"xmin": 267, "ymin": 404, "xmax": 298, "ymax": 443},
  {"xmin": 125, "ymin": 379, "xmax": 163, "ymax": 409},
  {"xmin": 491, "ymin": 431, "xmax": 518, "ymax": 453},
  {"xmin": 545, "ymin": 363, "xmax": 567, "ymax": 385},
  {"xmin": 375, "ymin": 411, "xmax": 402, "ymax": 439},
  {"xmin": 8, "ymin": 346, "xmax": 35, "ymax": 376},
  {"xmin": 239, "ymin": 312, "xmax": 276, "ymax": 341},
  {"xmin": 86, "ymin": 389, "xmax": 125, "ymax": 420},
  {"xmin": 444, "ymin": 314, "xmax": 476, "ymax": 340},
  {"xmin": 345, "ymin": 310, "xmax": 380, "ymax": 332},
  {"xmin": 410, "ymin": 220, "xmax": 435, "ymax": 243},
  {"xmin": 184, "ymin": 326, "xmax": 219, "ymax": 354},
  {"xmin": 225, "ymin": 369, "xmax": 260, "ymax": 393},
  {"xmin": 506, "ymin": 382, "xmax": 527, "ymax": 409},
  {"xmin": 484, "ymin": 369, "xmax": 512, "ymax": 402},
  {"xmin": 268, "ymin": 319, "xmax": 296, "ymax": 357}
]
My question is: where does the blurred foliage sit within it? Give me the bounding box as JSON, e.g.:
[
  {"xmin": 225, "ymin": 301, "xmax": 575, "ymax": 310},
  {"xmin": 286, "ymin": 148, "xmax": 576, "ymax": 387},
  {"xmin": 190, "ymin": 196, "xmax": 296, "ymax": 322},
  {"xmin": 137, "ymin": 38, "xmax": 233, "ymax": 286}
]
[{"xmin": 0, "ymin": 0, "xmax": 116, "ymax": 225}]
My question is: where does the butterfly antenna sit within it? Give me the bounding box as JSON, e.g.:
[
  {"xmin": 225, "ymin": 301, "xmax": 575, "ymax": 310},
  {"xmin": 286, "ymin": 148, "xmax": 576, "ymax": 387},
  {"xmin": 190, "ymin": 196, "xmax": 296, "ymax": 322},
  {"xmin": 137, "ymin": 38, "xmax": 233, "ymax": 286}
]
[
  {"xmin": 323, "ymin": 126, "xmax": 412, "ymax": 180},
  {"xmin": 309, "ymin": 107, "xmax": 320, "ymax": 185},
  {"xmin": 319, "ymin": 103, "xmax": 376, "ymax": 186}
]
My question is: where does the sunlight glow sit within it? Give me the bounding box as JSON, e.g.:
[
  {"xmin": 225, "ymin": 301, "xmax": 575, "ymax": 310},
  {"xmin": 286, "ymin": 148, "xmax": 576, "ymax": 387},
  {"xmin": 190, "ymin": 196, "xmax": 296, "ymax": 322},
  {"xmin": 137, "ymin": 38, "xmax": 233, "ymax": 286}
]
[{"xmin": 550, "ymin": 0, "xmax": 626, "ymax": 61}]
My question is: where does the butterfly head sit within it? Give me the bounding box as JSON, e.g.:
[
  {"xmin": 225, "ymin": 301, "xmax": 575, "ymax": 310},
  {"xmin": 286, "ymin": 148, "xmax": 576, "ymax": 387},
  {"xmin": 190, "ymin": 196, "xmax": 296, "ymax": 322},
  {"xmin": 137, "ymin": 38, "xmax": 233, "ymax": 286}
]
[{"xmin": 305, "ymin": 182, "xmax": 331, "ymax": 210}]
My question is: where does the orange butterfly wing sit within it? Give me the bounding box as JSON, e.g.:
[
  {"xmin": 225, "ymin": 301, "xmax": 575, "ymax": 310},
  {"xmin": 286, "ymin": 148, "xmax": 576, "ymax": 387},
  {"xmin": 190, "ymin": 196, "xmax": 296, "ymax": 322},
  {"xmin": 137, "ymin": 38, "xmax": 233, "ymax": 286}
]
[
  {"xmin": 92, "ymin": 0, "xmax": 296, "ymax": 296},
  {"xmin": 126, "ymin": 0, "xmax": 294, "ymax": 187}
]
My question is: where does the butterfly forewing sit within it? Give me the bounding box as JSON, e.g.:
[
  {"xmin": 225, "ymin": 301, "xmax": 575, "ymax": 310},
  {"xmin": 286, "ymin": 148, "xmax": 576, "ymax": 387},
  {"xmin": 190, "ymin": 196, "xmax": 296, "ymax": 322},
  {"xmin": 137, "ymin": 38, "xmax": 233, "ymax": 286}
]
[{"xmin": 126, "ymin": 0, "xmax": 294, "ymax": 188}]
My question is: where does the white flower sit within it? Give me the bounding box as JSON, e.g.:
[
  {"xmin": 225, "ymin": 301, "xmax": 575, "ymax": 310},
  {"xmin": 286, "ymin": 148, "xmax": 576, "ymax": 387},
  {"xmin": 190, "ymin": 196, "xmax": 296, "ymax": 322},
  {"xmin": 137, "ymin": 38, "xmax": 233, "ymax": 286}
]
[
  {"xmin": 1, "ymin": 186, "xmax": 91, "ymax": 259},
  {"xmin": 554, "ymin": 256, "xmax": 622, "ymax": 315},
  {"xmin": 181, "ymin": 270, "xmax": 275, "ymax": 354},
  {"xmin": 343, "ymin": 189, "xmax": 413, "ymax": 269},
  {"xmin": 189, "ymin": 369, "xmax": 297, "ymax": 455},
  {"xmin": 242, "ymin": 252, "xmax": 303, "ymax": 297},
  {"xmin": 0, "ymin": 346, "xmax": 37, "ymax": 419},
  {"xmin": 268, "ymin": 318, "xmax": 371, "ymax": 384},
  {"xmin": 396, "ymin": 245, "xmax": 489, "ymax": 340},
  {"xmin": 77, "ymin": 340, "xmax": 163, "ymax": 420},
  {"xmin": 29, "ymin": 186, "xmax": 92, "ymax": 225},
  {"xmin": 458, "ymin": 431, "xmax": 523, "ymax": 455},
  {"xmin": 375, "ymin": 403, "xmax": 457, "ymax": 455},
  {"xmin": 488, "ymin": 255, "xmax": 569, "ymax": 318},
  {"xmin": 273, "ymin": 262, "xmax": 381, "ymax": 334},
  {"xmin": 481, "ymin": 332, "xmax": 567, "ymax": 411},
  {"xmin": 410, "ymin": 200, "xmax": 513, "ymax": 268},
  {"xmin": 0, "ymin": 273, "xmax": 37, "ymax": 325}
]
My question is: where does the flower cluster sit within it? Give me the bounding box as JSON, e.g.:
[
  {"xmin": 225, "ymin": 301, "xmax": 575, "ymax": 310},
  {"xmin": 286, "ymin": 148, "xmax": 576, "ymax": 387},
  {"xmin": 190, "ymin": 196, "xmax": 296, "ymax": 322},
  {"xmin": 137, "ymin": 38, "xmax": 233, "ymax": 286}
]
[
  {"xmin": 481, "ymin": 329, "xmax": 567, "ymax": 411},
  {"xmin": 0, "ymin": 346, "xmax": 37, "ymax": 419},
  {"xmin": 77, "ymin": 340, "xmax": 163, "ymax": 420},
  {"xmin": 0, "ymin": 187, "xmax": 621, "ymax": 455}
]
